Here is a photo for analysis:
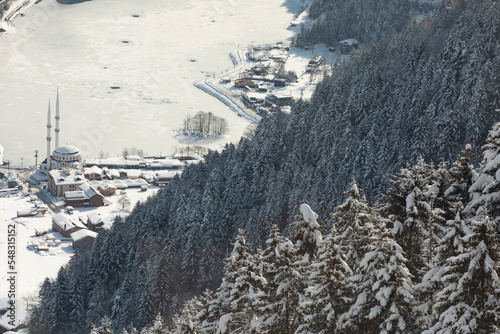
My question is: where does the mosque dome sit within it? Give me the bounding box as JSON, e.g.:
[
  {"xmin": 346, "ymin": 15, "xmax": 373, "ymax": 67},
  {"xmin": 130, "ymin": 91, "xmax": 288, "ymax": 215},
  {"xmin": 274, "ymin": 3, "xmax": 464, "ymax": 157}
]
[{"xmin": 53, "ymin": 144, "xmax": 81, "ymax": 162}]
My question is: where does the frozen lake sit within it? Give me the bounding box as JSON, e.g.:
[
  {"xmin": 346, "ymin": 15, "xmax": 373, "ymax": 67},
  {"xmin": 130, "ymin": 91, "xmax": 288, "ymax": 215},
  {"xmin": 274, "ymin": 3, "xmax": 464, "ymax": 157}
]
[{"xmin": 0, "ymin": 0, "xmax": 298, "ymax": 165}]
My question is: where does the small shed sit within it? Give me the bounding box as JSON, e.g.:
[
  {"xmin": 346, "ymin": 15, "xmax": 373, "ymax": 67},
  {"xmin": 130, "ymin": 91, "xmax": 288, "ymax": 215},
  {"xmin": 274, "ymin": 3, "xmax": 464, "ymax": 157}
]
[{"xmin": 274, "ymin": 79, "xmax": 286, "ymax": 87}]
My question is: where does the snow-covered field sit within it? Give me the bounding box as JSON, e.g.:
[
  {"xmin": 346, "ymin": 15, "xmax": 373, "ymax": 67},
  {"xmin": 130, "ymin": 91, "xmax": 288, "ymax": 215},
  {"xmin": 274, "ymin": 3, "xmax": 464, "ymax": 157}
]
[
  {"xmin": 0, "ymin": 0, "xmax": 305, "ymax": 166},
  {"xmin": 0, "ymin": 185, "xmax": 158, "ymax": 329}
]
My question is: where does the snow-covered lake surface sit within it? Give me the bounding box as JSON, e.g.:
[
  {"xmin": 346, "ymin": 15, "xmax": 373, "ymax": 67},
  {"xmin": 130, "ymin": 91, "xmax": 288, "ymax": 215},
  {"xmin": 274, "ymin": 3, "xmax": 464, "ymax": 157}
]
[{"xmin": 0, "ymin": 0, "xmax": 299, "ymax": 165}]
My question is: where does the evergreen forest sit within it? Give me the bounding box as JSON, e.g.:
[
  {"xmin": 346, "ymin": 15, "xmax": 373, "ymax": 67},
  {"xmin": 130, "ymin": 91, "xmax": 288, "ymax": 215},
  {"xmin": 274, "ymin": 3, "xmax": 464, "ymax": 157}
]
[{"xmin": 28, "ymin": 0, "xmax": 500, "ymax": 333}]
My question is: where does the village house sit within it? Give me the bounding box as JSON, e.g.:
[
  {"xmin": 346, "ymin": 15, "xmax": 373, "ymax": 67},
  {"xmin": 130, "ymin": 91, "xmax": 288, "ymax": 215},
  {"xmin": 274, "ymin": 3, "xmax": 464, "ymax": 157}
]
[
  {"xmin": 123, "ymin": 178, "xmax": 149, "ymax": 188},
  {"xmin": 234, "ymin": 78, "xmax": 258, "ymax": 88},
  {"xmin": 102, "ymin": 167, "xmax": 120, "ymax": 180},
  {"xmin": 63, "ymin": 183, "xmax": 104, "ymax": 207},
  {"xmin": 266, "ymin": 93, "xmax": 294, "ymax": 107},
  {"xmin": 125, "ymin": 169, "xmax": 141, "ymax": 180},
  {"xmin": 71, "ymin": 229, "xmax": 98, "ymax": 249},
  {"xmin": 338, "ymin": 38, "xmax": 360, "ymax": 54},
  {"xmin": 84, "ymin": 165, "xmax": 103, "ymax": 180},
  {"xmin": 98, "ymin": 182, "xmax": 117, "ymax": 196},
  {"xmin": 48, "ymin": 169, "xmax": 87, "ymax": 197},
  {"xmin": 52, "ymin": 212, "xmax": 87, "ymax": 238},
  {"xmin": 85, "ymin": 212, "xmax": 104, "ymax": 231},
  {"xmin": 154, "ymin": 171, "xmax": 179, "ymax": 185}
]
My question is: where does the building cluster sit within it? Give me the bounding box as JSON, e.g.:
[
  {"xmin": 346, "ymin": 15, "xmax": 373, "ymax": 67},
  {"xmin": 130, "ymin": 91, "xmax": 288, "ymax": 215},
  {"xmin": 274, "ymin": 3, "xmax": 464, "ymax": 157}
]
[
  {"xmin": 235, "ymin": 44, "xmax": 298, "ymax": 115},
  {"xmin": 40, "ymin": 90, "xmax": 183, "ymax": 207},
  {"xmin": 47, "ymin": 166, "xmax": 180, "ymax": 207},
  {"xmin": 50, "ymin": 211, "xmax": 108, "ymax": 249}
]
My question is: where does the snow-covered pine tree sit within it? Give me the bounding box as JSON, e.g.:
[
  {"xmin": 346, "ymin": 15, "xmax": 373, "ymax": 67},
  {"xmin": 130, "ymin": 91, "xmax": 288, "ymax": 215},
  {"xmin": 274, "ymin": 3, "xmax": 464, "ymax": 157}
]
[
  {"xmin": 382, "ymin": 157, "xmax": 447, "ymax": 280},
  {"xmin": 289, "ymin": 203, "xmax": 323, "ymax": 262},
  {"xmin": 413, "ymin": 209, "xmax": 468, "ymax": 331},
  {"xmin": 91, "ymin": 315, "xmax": 114, "ymax": 334},
  {"xmin": 253, "ymin": 225, "xmax": 299, "ymax": 334},
  {"xmin": 444, "ymin": 145, "xmax": 475, "ymax": 206},
  {"xmin": 337, "ymin": 224, "xmax": 415, "ymax": 334},
  {"xmin": 295, "ymin": 224, "xmax": 352, "ymax": 334},
  {"xmin": 424, "ymin": 213, "xmax": 500, "ymax": 333},
  {"xmin": 50, "ymin": 266, "xmax": 72, "ymax": 334},
  {"xmin": 27, "ymin": 278, "xmax": 56, "ymax": 334},
  {"xmin": 68, "ymin": 276, "xmax": 88, "ymax": 334},
  {"xmin": 170, "ymin": 290, "xmax": 212, "ymax": 334},
  {"xmin": 332, "ymin": 180, "xmax": 380, "ymax": 270},
  {"xmin": 288, "ymin": 204, "xmax": 324, "ymax": 332},
  {"xmin": 203, "ymin": 229, "xmax": 263, "ymax": 333},
  {"xmin": 466, "ymin": 122, "xmax": 500, "ymax": 231}
]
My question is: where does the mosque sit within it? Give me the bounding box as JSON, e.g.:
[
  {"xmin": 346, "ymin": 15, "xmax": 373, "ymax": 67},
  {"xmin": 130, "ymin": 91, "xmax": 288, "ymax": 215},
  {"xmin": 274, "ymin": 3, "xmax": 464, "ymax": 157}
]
[{"xmin": 40, "ymin": 89, "xmax": 83, "ymax": 172}]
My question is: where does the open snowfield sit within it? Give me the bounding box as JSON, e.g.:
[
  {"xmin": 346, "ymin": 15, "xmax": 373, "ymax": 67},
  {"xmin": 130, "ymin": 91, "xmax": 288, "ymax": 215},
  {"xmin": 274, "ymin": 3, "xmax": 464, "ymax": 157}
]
[
  {"xmin": 0, "ymin": 185, "xmax": 158, "ymax": 329},
  {"xmin": 0, "ymin": 0, "xmax": 305, "ymax": 166}
]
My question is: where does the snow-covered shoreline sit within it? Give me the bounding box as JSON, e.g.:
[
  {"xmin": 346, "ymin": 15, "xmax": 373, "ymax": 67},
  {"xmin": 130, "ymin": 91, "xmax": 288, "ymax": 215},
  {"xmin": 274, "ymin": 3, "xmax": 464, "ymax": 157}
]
[
  {"xmin": 0, "ymin": 0, "xmax": 37, "ymax": 33},
  {"xmin": 194, "ymin": 48, "xmax": 261, "ymax": 124}
]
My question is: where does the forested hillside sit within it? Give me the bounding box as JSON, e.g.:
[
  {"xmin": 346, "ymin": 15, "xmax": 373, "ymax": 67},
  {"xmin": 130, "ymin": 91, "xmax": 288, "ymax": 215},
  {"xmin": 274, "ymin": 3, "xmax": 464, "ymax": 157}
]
[
  {"xmin": 295, "ymin": 0, "xmax": 432, "ymax": 46},
  {"xmin": 28, "ymin": 0, "xmax": 500, "ymax": 332}
]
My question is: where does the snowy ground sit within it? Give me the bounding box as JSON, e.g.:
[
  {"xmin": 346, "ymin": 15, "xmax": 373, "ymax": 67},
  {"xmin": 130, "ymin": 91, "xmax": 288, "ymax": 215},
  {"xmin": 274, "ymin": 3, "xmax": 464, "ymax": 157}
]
[{"xmin": 0, "ymin": 184, "xmax": 158, "ymax": 330}]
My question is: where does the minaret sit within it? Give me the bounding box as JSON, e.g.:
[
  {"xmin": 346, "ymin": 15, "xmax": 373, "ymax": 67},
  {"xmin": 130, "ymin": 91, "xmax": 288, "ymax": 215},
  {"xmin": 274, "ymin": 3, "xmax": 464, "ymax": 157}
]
[
  {"xmin": 46, "ymin": 100, "xmax": 52, "ymax": 171},
  {"xmin": 55, "ymin": 87, "xmax": 60, "ymax": 148}
]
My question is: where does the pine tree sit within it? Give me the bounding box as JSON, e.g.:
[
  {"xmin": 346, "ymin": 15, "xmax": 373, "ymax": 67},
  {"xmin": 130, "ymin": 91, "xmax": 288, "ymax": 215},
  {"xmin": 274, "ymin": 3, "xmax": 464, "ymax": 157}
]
[
  {"xmin": 337, "ymin": 224, "xmax": 415, "ymax": 334},
  {"xmin": 289, "ymin": 203, "xmax": 323, "ymax": 262},
  {"xmin": 382, "ymin": 158, "xmax": 445, "ymax": 280},
  {"xmin": 296, "ymin": 225, "xmax": 352, "ymax": 334},
  {"xmin": 91, "ymin": 315, "xmax": 114, "ymax": 334},
  {"xmin": 333, "ymin": 180, "xmax": 381, "ymax": 270},
  {"xmin": 425, "ymin": 214, "xmax": 500, "ymax": 333},
  {"xmin": 467, "ymin": 122, "xmax": 500, "ymax": 228},
  {"xmin": 205, "ymin": 230, "xmax": 263, "ymax": 333},
  {"xmin": 255, "ymin": 225, "xmax": 300, "ymax": 334}
]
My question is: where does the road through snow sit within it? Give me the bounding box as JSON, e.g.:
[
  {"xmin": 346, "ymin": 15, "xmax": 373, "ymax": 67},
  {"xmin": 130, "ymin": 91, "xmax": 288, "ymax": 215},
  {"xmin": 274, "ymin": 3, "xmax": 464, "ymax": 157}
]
[{"xmin": 194, "ymin": 48, "xmax": 261, "ymax": 124}]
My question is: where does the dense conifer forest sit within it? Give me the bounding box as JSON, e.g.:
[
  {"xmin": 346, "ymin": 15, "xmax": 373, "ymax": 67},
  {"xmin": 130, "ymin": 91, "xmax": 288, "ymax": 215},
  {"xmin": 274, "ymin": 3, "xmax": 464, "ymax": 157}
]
[{"xmin": 28, "ymin": 0, "xmax": 500, "ymax": 332}]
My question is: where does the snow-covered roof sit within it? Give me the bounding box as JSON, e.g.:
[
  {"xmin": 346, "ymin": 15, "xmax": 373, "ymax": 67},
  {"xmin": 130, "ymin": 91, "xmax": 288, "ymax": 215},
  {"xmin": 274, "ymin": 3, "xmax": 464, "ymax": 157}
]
[
  {"xmin": 107, "ymin": 169, "xmax": 120, "ymax": 178},
  {"xmin": 84, "ymin": 165, "xmax": 102, "ymax": 175},
  {"xmin": 54, "ymin": 144, "xmax": 80, "ymax": 155},
  {"xmin": 123, "ymin": 178, "xmax": 149, "ymax": 187},
  {"xmin": 126, "ymin": 169, "xmax": 141, "ymax": 178},
  {"xmin": 79, "ymin": 183, "xmax": 102, "ymax": 198},
  {"xmin": 71, "ymin": 229, "xmax": 97, "ymax": 242},
  {"xmin": 339, "ymin": 38, "xmax": 359, "ymax": 46},
  {"xmin": 110, "ymin": 179, "xmax": 128, "ymax": 189},
  {"xmin": 64, "ymin": 190, "xmax": 86, "ymax": 200},
  {"xmin": 49, "ymin": 170, "xmax": 86, "ymax": 186},
  {"xmin": 98, "ymin": 182, "xmax": 117, "ymax": 190},
  {"xmin": 154, "ymin": 170, "xmax": 179, "ymax": 179},
  {"xmin": 52, "ymin": 213, "xmax": 86, "ymax": 231},
  {"xmin": 87, "ymin": 212, "xmax": 102, "ymax": 226}
]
